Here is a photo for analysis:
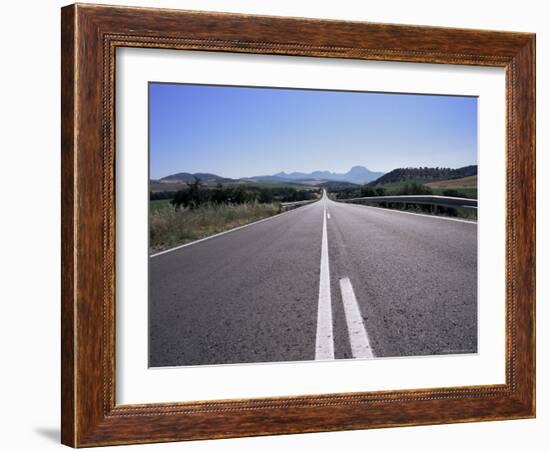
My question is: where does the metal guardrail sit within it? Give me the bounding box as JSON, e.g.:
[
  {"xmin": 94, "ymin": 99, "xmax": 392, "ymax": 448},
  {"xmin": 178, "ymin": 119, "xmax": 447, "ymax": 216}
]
[{"xmin": 338, "ymin": 195, "xmax": 477, "ymax": 209}]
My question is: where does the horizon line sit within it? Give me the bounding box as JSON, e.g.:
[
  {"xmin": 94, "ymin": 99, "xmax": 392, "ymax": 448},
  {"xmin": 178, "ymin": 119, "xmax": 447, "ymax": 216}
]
[{"xmin": 151, "ymin": 163, "xmax": 477, "ymax": 181}]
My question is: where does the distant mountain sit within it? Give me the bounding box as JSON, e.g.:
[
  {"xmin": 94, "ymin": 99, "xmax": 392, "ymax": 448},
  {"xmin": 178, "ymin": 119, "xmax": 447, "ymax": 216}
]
[
  {"xmin": 243, "ymin": 175, "xmax": 294, "ymax": 183},
  {"xmin": 159, "ymin": 172, "xmax": 235, "ymax": 184},
  {"xmin": 159, "ymin": 166, "xmax": 384, "ymax": 186},
  {"xmin": 263, "ymin": 166, "xmax": 384, "ymax": 184},
  {"xmin": 345, "ymin": 166, "xmax": 385, "ymax": 184},
  {"xmin": 157, "ymin": 166, "xmax": 476, "ymax": 187},
  {"xmin": 371, "ymin": 165, "xmax": 477, "ymax": 185}
]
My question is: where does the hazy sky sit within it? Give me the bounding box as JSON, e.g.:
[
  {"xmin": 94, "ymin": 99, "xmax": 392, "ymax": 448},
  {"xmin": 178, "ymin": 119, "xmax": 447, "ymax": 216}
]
[{"xmin": 149, "ymin": 83, "xmax": 477, "ymax": 179}]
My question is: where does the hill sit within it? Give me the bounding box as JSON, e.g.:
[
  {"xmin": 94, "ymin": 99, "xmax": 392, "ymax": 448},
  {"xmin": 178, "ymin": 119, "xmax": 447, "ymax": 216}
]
[
  {"xmin": 425, "ymin": 175, "xmax": 478, "ymax": 189},
  {"xmin": 371, "ymin": 165, "xmax": 477, "ymax": 185},
  {"xmin": 160, "ymin": 172, "xmax": 236, "ymax": 184}
]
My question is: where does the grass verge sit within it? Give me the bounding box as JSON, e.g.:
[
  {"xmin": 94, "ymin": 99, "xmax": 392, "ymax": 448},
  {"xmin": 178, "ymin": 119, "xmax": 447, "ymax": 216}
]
[{"xmin": 150, "ymin": 201, "xmax": 281, "ymax": 254}]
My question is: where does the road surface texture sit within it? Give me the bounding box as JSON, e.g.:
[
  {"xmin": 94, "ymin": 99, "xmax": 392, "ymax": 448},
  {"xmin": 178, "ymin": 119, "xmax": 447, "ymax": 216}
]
[{"xmin": 149, "ymin": 191, "xmax": 477, "ymax": 367}]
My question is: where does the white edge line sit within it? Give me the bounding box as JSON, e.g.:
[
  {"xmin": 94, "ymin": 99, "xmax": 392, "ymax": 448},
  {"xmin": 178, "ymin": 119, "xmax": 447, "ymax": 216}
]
[
  {"xmin": 150, "ymin": 200, "xmax": 320, "ymax": 258},
  {"xmin": 339, "ymin": 202, "xmax": 477, "ymax": 224},
  {"xmin": 339, "ymin": 277, "xmax": 374, "ymax": 359},
  {"xmin": 315, "ymin": 200, "xmax": 334, "ymax": 360}
]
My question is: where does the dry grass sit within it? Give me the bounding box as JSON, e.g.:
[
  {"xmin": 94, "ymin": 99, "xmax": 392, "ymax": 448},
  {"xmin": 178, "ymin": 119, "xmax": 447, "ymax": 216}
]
[{"xmin": 150, "ymin": 202, "xmax": 281, "ymax": 254}]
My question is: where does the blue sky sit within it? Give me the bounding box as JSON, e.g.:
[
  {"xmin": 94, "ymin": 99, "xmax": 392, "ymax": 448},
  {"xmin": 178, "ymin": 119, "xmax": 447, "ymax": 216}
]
[{"xmin": 149, "ymin": 83, "xmax": 477, "ymax": 179}]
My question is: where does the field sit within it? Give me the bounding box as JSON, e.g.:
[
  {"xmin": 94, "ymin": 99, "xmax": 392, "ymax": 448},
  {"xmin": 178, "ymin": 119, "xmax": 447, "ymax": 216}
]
[
  {"xmin": 149, "ymin": 180, "xmax": 316, "ymax": 193},
  {"xmin": 369, "ymin": 178, "xmax": 477, "ymax": 199},
  {"xmin": 425, "ymin": 175, "xmax": 477, "ymax": 189},
  {"xmin": 149, "ymin": 201, "xmax": 281, "ymax": 254},
  {"xmin": 150, "ymin": 199, "xmax": 172, "ymax": 212},
  {"xmin": 430, "ymin": 187, "xmax": 477, "ymax": 198}
]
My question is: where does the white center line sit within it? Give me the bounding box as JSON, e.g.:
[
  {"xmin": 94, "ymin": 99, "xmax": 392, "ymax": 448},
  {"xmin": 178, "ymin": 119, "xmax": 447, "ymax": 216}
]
[
  {"xmin": 327, "ymin": 211, "xmax": 331, "ymax": 220},
  {"xmin": 339, "ymin": 277, "xmax": 374, "ymax": 359},
  {"xmin": 315, "ymin": 200, "xmax": 334, "ymax": 360}
]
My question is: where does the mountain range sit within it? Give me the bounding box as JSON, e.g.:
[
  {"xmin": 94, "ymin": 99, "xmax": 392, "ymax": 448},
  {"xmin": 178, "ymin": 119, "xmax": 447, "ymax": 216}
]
[
  {"xmin": 265, "ymin": 166, "xmax": 384, "ymax": 184},
  {"xmin": 159, "ymin": 166, "xmax": 384, "ymax": 185}
]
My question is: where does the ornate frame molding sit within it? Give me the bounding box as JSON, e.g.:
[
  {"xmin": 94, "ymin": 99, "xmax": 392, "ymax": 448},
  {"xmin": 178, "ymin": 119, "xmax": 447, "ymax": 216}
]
[{"xmin": 61, "ymin": 4, "xmax": 535, "ymax": 447}]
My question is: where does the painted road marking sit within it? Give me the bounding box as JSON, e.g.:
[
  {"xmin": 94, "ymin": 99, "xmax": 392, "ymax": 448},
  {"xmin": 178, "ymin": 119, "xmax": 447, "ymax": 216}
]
[
  {"xmin": 315, "ymin": 201, "xmax": 334, "ymax": 360},
  {"xmin": 339, "ymin": 277, "xmax": 374, "ymax": 359},
  {"xmin": 327, "ymin": 211, "xmax": 331, "ymax": 220}
]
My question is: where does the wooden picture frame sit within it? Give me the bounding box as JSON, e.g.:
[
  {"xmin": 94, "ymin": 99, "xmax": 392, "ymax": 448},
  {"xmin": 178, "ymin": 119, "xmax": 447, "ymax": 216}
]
[{"xmin": 61, "ymin": 3, "xmax": 535, "ymax": 447}]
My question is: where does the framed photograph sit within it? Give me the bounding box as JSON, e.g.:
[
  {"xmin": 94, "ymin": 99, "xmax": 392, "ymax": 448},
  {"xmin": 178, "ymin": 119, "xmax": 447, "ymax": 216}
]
[{"xmin": 61, "ymin": 3, "xmax": 536, "ymax": 447}]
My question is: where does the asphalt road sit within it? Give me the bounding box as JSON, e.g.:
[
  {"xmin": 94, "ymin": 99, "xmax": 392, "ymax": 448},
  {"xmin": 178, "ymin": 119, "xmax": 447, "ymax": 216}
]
[{"xmin": 149, "ymin": 191, "xmax": 477, "ymax": 367}]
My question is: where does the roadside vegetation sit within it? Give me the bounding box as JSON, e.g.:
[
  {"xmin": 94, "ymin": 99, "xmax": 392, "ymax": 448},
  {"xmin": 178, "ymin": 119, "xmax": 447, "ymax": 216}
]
[
  {"xmin": 150, "ymin": 201, "xmax": 281, "ymax": 254},
  {"xmin": 150, "ymin": 178, "xmax": 319, "ymax": 253},
  {"xmin": 169, "ymin": 179, "xmax": 317, "ymax": 209},
  {"xmin": 149, "ymin": 165, "xmax": 479, "ymax": 253},
  {"xmin": 327, "ymin": 177, "xmax": 478, "ymax": 220}
]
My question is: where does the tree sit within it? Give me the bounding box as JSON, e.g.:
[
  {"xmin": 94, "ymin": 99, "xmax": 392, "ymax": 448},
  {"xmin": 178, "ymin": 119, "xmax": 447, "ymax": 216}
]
[
  {"xmin": 171, "ymin": 177, "xmax": 205, "ymax": 209},
  {"xmin": 375, "ymin": 187, "xmax": 386, "ymax": 196}
]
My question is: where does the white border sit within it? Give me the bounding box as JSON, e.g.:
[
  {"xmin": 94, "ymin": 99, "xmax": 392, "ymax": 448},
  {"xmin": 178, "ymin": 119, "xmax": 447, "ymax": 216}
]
[{"xmin": 116, "ymin": 48, "xmax": 506, "ymax": 405}]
